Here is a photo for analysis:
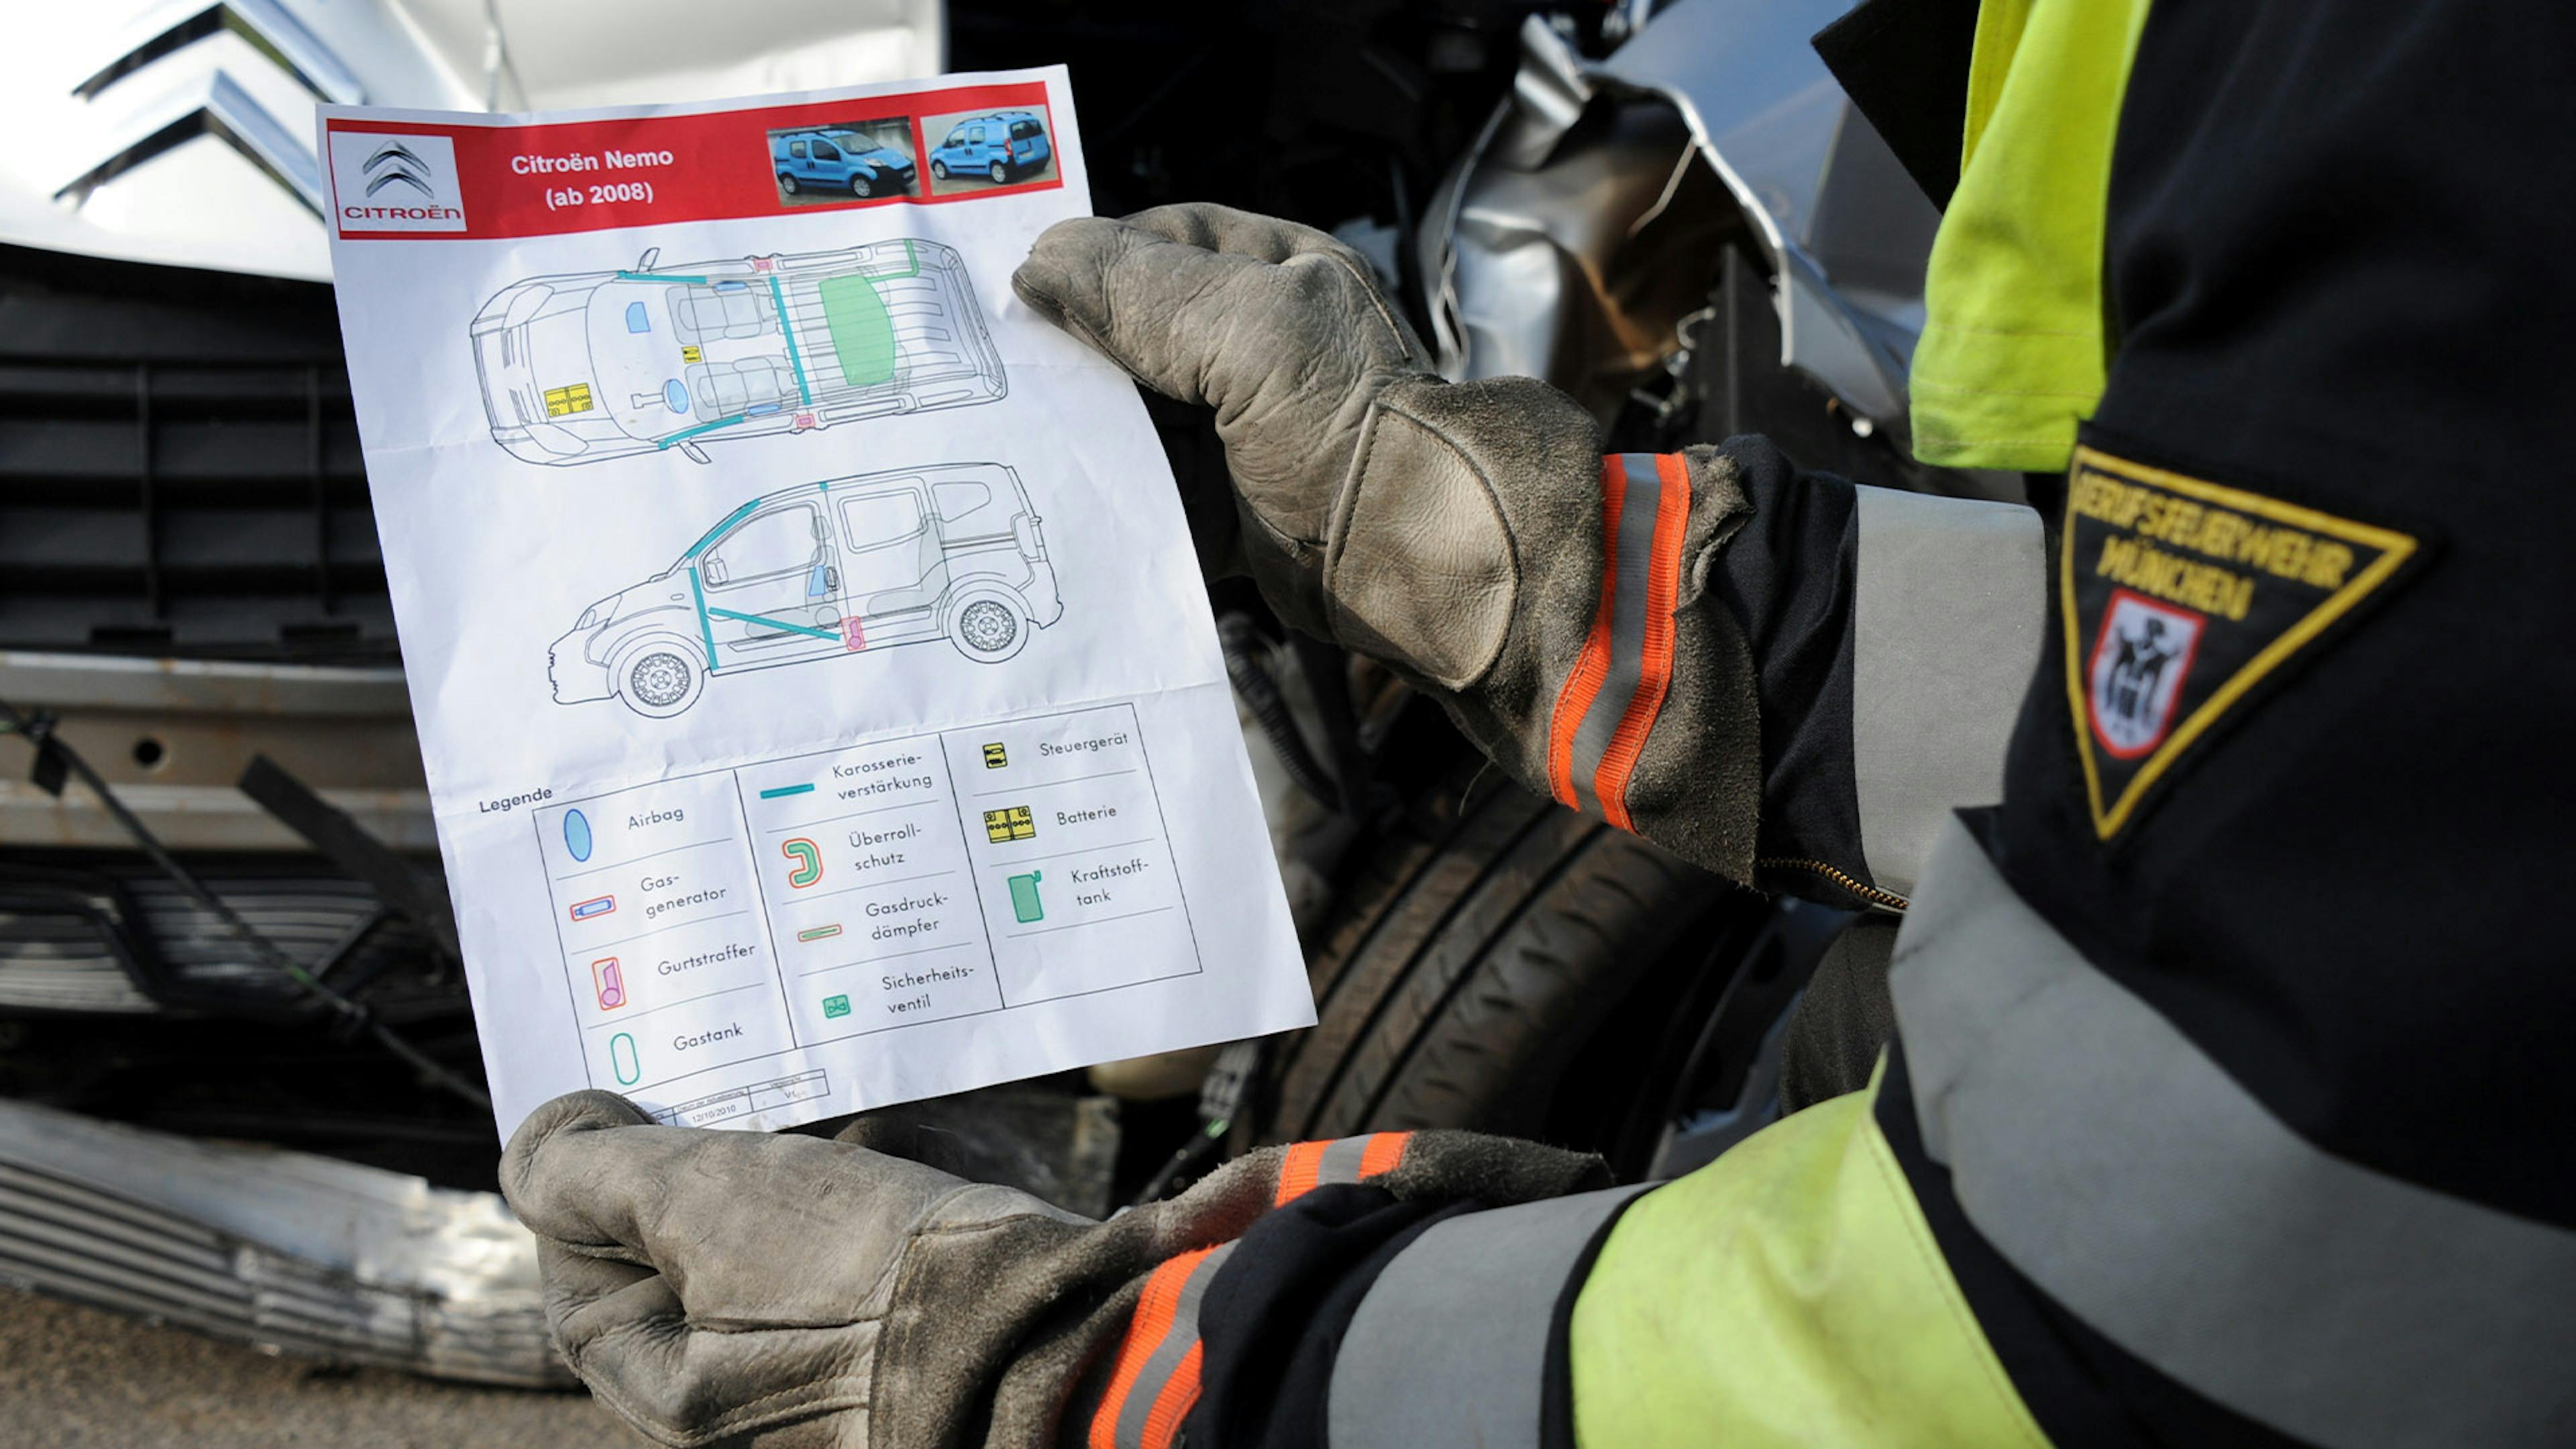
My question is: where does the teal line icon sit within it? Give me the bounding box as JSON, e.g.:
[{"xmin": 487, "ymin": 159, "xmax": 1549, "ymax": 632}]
[
  {"xmin": 769, "ymin": 274, "xmax": 815, "ymax": 405},
  {"xmin": 609, "ymin": 1032, "xmax": 641, "ymax": 1086},
  {"xmin": 1007, "ymin": 870, "xmax": 1044, "ymax": 924},
  {"xmin": 707, "ymin": 606, "xmax": 839, "ymax": 641},
  {"xmin": 654, "ymin": 412, "xmax": 747, "ymax": 451},
  {"xmin": 759, "ymin": 782, "xmax": 816, "ymax": 799}
]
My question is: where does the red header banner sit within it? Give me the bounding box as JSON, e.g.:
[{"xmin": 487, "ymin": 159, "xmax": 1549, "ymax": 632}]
[{"xmin": 326, "ymin": 80, "xmax": 1059, "ymax": 241}]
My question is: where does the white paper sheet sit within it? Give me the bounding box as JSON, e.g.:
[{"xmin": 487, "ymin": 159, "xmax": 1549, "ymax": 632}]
[{"xmin": 319, "ymin": 68, "xmax": 1312, "ymax": 1139}]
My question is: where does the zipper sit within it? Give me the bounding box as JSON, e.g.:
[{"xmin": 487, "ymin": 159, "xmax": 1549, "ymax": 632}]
[{"xmin": 1756, "ymin": 857, "xmax": 1909, "ymax": 912}]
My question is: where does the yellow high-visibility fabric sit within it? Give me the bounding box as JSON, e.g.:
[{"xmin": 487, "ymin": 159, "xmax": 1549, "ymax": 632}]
[
  {"xmin": 1908, "ymin": 0, "xmax": 2155, "ymax": 472},
  {"xmin": 1568, "ymin": 1063, "xmax": 2050, "ymax": 1448}
]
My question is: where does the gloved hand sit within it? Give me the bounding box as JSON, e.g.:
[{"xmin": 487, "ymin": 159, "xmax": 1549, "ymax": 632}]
[
  {"xmin": 1012, "ymin": 203, "xmax": 1605, "ymax": 692},
  {"xmin": 502, "ymin": 1089, "xmax": 1604, "ymax": 1448},
  {"xmin": 1014, "ymin": 204, "xmax": 1764, "ymax": 880}
]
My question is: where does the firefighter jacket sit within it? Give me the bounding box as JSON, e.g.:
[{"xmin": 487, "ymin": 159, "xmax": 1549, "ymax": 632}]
[{"xmin": 1065, "ymin": 1, "xmax": 2576, "ymax": 1446}]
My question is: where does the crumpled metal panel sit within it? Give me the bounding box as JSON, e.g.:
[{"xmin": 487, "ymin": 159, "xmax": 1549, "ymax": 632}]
[
  {"xmin": 1422, "ymin": 39, "xmax": 1735, "ymax": 421},
  {"xmin": 0, "ymin": 1096, "xmax": 566, "ymax": 1385},
  {"xmin": 1424, "ymin": 1, "xmax": 1942, "ymax": 435},
  {"xmin": 1591, "ymin": 0, "xmax": 1858, "ymax": 253}
]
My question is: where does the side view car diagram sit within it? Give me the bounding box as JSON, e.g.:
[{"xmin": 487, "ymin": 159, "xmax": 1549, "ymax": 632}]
[
  {"xmin": 549, "ymin": 464, "xmax": 1063, "ymax": 718},
  {"xmin": 470, "ymin": 237, "xmax": 1004, "ymax": 466}
]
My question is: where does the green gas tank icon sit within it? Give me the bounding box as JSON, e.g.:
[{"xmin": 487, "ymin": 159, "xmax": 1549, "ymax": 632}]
[{"xmin": 1006, "ymin": 870, "xmax": 1043, "ymax": 924}]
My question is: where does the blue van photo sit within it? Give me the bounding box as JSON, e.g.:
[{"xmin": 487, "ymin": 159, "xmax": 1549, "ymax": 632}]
[
  {"xmin": 927, "ymin": 111, "xmax": 1051, "ymax": 186},
  {"xmin": 772, "ymin": 128, "xmax": 916, "ymax": 199}
]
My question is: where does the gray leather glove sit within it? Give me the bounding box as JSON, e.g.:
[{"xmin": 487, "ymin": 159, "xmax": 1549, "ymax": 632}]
[
  {"xmin": 1014, "ymin": 203, "xmax": 1764, "ymax": 879},
  {"xmin": 1017, "ymin": 203, "xmax": 1585, "ymax": 691},
  {"xmin": 502, "ymin": 1089, "xmax": 1603, "ymax": 1448}
]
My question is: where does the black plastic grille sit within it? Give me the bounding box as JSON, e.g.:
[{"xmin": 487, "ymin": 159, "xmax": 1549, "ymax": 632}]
[
  {"xmin": 0, "ymin": 852, "xmax": 451, "ymax": 1020},
  {"xmin": 0, "ymin": 244, "xmax": 396, "ymax": 663}
]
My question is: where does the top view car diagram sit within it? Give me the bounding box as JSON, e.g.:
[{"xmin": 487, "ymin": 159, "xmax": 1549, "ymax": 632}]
[
  {"xmin": 772, "ymin": 128, "xmax": 917, "ymax": 198},
  {"xmin": 469, "ymin": 237, "xmax": 1004, "ymax": 467},
  {"xmin": 549, "ymin": 462, "xmax": 1064, "ymax": 718},
  {"xmin": 928, "ymin": 111, "xmax": 1051, "ymax": 184}
]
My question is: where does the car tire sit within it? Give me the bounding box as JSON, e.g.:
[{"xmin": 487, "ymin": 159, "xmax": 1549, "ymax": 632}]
[
  {"xmin": 851, "ymin": 174, "xmax": 873, "ymax": 199},
  {"xmin": 780, "ymin": 173, "xmax": 800, "ymax": 197},
  {"xmin": 931, "ymin": 160, "xmax": 949, "ymax": 180},
  {"xmin": 989, "ymin": 160, "xmax": 1010, "ymax": 184},
  {"xmin": 1252, "ymin": 761, "xmax": 1760, "ymax": 1173},
  {"xmin": 612, "ymin": 639, "xmax": 707, "ymax": 718},
  {"xmin": 947, "ymin": 594, "xmax": 1030, "ymax": 663}
]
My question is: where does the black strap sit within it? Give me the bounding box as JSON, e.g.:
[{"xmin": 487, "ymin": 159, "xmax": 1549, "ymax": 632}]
[{"xmin": 237, "ymin": 753, "xmax": 460, "ymax": 963}]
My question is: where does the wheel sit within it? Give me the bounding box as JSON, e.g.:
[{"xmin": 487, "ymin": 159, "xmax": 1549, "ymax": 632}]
[
  {"xmin": 948, "ymin": 596, "xmax": 1028, "ymax": 662},
  {"xmin": 989, "ymin": 160, "xmax": 1010, "ymax": 184},
  {"xmin": 1252, "ymin": 751, "xmax": 1767, "ymax": 1177},
  {"xmin": 779, "ymin": 173, "xmax": 800, "ymax": 197},
  {"xmin": 850, "ymin": 173, "xmax": 873, "ymax": 198},
  {"xmin": 930, "ymin": 160, "xmax": 949, "ymax": 180},
  {"xmin": 613, "ymin": 640, "xmax": 706, "ymax": 718}
]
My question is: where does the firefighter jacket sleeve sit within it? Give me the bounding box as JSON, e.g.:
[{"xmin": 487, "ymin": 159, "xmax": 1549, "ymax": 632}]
[
  {"xmin": 1013, "ymin": 205, "xmax": 2042, "ymax": 903},
  {"xmin": 500, "ymin": 1088, "xmax": 1607, "ymax": 1448}
]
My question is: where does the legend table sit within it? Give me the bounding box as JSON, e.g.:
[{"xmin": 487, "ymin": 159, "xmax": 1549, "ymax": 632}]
[{"xmin": 531, "ymin": 703, "xmax": 1199, "ymax": 1120}]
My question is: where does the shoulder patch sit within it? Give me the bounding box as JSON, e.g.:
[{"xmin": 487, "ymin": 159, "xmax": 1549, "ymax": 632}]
[{"xmin": 2062, "ymin": 445, "xmax": 2419, "ymax": 838}]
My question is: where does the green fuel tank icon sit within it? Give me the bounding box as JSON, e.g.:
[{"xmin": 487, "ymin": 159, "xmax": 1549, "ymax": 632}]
[{"xmin": 1007, "ymin": 870, "xmax": 1043, "ymax": 924}]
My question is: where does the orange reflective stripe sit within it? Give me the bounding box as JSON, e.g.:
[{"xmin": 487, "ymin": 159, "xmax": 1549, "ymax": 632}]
[
  {"xmin": 1091, "ymin": 1135, "xmax": 1420, "ymax": 1449},
  {"xmin": 1592, "ymin": 451, "xmax": 1692, "ymax": 830},
  {"xmin": 1089, "ymin": 1246, "xmax": 1216, "ymax": 1449},
  {"xmin": 1136, "ymin": 1340, "xmax": 1205, "ymax": 1449},
  {"xmin": 1551, "ymin": 455, "xmax": 1693, "ymax": 826},
  {"xmin": 1276, "ymin": 1139, "xmax": 1331, "ymax": 1206},
  {"xmin": 1284, "ymin": 1132, "xmax": 1413, "ymax": 1204},
  {"xmin": 1358, "ymin": 1130, "xmax": 1411, "ymax": 1178},
  {"xmin": 1547, "ymin": 458, "xmax": 1627, "ymax": 808}
]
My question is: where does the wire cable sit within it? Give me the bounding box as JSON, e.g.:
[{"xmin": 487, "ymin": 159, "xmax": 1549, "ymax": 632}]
[{"xmin": 0, "ymin": 698, "xmax": 490, "ymax": 1112}]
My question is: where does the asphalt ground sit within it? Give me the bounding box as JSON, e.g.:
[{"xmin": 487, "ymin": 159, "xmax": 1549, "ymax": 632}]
[{"xmin": 1, "ymin": 1287, "xmax": 647, "ymax": 1448}]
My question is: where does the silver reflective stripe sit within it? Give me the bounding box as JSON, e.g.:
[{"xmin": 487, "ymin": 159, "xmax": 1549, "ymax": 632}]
[
  {"xmin": 1892, "ymin": 820, "xmax": 2576, "ymax": 1447},
  {"xmin": 1566, "ymin": 453, "xmax": 1672, "ymax": 816},
  {"xmin": 1314, "ymin": 1133, "xmax": 1375, "ymax": 1187},
  {"xmin": 1326, "ymin": 1185, "xmax": 1648, "ymax": 1449},
  {"xmin": 1113, "ymin": 1240, "xmax": 1235, "ymax": 1449},
  {"xmin": 1849, "ymin": 486, "xmax": 2043, "ymax": 899}
]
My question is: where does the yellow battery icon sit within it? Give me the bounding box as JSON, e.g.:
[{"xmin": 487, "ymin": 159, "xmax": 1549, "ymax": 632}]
[{"xmin": 982, "ymin": 805, "xmax": 1034, "ymax": 843}]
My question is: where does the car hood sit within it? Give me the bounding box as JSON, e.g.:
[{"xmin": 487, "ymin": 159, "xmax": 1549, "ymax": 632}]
[
  {"xmin": 5, "ymin": 2, "xmax": 945, "ymax": 283},
  {"xmin": 854, "ymin": 146, "xmax": 914, "ymax": 169}
]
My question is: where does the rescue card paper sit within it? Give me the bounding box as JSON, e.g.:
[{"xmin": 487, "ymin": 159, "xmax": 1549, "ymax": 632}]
[{"xmin": 319, "ymin": 69, "xmax": 1312, "ymax": 1140}]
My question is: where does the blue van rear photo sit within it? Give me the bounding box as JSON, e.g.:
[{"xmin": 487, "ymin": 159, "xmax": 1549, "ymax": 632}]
[
  {"xmin": 928, "ymin": 112, "xmax": 1051, "ymax": 185},
  {"xmin": 773, "ymin": 129, "xmax": 917, "ymax": 199}
]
